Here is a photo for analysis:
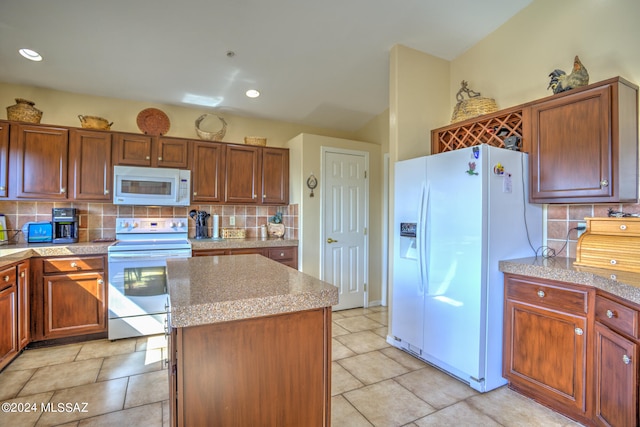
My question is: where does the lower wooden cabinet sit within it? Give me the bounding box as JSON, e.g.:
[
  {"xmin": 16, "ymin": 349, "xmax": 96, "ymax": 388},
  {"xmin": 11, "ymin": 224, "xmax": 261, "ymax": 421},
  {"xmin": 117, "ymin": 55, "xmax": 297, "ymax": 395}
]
[
  {"xmin": 504, "ymin": 274, "xmax": 640, "ymax": 427},
  {"xmin": 0, "ymin": 266, "xmax": 18, "ymax": 371},
  {"xmin": 17, "ymin": 262, "xmax": 29, "ymax": 350},
  {"xmin": 192, "ymin": 245, "xmax": 298, "ymax": 269},
  {"xmin": 169, "ymin": 308, "xmax": 331, "ymax": 426},
  {"xmin": 31, "ymin": 255, "xmax": 107, "ymax": 341}
]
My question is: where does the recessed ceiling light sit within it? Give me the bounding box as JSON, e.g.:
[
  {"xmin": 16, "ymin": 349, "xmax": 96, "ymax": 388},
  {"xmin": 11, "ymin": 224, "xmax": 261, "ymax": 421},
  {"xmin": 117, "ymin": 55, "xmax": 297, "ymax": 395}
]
[
  {"xmin": 19, "ymin": 48, "xmax": 43, "ymax": 62},
  {"xmin": 246, "ymin": 89, "xmax": 260, "ymax": 98}
]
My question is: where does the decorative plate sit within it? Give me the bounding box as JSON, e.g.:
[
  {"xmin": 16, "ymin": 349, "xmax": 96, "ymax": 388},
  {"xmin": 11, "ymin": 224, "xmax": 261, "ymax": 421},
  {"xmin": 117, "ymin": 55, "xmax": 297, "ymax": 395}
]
[{"xmin": 136, "ymin": 108, "xmax": 170, "ymax": 135}]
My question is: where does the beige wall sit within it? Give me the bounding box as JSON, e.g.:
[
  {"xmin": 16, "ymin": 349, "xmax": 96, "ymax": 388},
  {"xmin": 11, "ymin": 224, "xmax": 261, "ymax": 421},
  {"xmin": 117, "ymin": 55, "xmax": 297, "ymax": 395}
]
[
  {"xmin": 0, "ymin": 82, "xmax": 360, "ymax": 146},
  {"xmin": 287, "ymin": 133, "xmax": 383, "ymax": 304}
]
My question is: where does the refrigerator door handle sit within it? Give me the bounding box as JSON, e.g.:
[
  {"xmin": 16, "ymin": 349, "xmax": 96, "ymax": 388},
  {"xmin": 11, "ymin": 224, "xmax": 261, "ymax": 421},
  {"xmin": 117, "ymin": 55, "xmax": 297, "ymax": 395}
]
[{"xmin": 417, "ymin": 182, "xmax": 429, "ymax": 291}]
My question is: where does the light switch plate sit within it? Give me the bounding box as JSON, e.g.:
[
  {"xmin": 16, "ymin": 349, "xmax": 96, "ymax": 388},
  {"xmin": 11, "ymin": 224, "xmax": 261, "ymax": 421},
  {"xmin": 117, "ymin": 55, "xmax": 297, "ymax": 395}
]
[{"xmin": 229, "ymin": 216, "xmax": 235, "ymax": 226}]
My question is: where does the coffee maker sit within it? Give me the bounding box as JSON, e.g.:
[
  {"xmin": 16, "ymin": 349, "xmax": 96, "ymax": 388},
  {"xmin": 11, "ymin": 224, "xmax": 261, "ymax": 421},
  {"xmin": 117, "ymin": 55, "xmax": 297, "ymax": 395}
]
[{"xmin": 52, "ymin": 208, "xmax": 79, "ymax": 244}]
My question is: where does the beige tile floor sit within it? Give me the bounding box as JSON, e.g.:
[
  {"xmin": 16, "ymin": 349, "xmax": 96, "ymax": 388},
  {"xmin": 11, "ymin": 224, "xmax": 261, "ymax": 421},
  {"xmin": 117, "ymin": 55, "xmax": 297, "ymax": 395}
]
[{"xmin": 0, "ymin": 306, "xmax": 584, "ymax": 427}]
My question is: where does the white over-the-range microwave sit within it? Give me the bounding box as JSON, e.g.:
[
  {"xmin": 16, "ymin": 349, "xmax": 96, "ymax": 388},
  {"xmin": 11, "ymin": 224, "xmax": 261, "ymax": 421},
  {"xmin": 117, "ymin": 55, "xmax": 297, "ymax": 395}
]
[{"xmin": 113, "ymin": 165, "xmax": 191, "ymax": 206}]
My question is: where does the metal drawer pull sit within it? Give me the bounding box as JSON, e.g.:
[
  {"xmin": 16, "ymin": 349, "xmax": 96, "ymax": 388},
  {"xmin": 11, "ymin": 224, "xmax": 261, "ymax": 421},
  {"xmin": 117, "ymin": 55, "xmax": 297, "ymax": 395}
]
[
  {"xmin": 20, "ymin": 272, "xmax": 24, "ymax": 278},
  {"xmin": 70, "ymin": 262, "xmax": 78, "ymax": 268},
  {"xmin": 623, "ymin": 355, "xmax": 631, "ymax": 365},
  {"xmin": 97, "ymin": 279, "xmax": 104, "ymax": 285},
  {"xmin": 537, "ymin": 290, "xmax": 545, "ymax": 298},
  {"xmin": 3, "ymin": 275, "xmax": 9, "ymax": 282},
  {"xmin": 575, "ymin": 328, "xmax": 584, "ymax": 336},
  {"xmin": 280, "ymin": 252, "xmax": 284, "ymax": 257},
  {"xmin": 620, "ymin": 224, "xmax": 627, "ymax": 230},
  {"xmin": 610, "ymin": 259, "xmax": 617, "ymax": 265},
  {"xmin": 606, "ymin": 309, "xmax": 616, "ymax": 319}
]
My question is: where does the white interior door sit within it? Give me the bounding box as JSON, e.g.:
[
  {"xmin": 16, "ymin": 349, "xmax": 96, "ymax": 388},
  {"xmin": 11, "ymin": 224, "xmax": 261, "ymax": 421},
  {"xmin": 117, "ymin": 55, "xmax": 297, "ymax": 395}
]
[{"xmin": 322, "ymin": 149, "xmax": 368, "ymax": 311}]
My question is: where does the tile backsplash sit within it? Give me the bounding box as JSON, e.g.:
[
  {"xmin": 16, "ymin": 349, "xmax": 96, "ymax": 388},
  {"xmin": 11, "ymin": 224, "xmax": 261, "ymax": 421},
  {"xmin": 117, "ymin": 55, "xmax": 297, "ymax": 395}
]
[
  {"xmin": 546, "ymin": 202, "xmax": 640, "ymax": 258},
  {"xmin": 0, "ymin": 201, "xmax": 298, "ymax": 244}
]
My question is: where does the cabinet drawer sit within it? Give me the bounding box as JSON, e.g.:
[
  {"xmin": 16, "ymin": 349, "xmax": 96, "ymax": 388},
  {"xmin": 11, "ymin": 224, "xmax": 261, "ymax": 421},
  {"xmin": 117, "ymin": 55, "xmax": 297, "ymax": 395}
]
[
  {"xmin": 595, "ymin": 295, "xmax": 639, "ymax": 339},
  {"xmin": 0, "ymin": 265, "xmax": 16, "ymax": 291},
  {"xmin": 267, "ymin": 247, "xmax": 296, "ymax": 262},
  {"xmin": 588, "ymin": 217, "xmax": 640, "ymax": 237},
  {"xmin": 575, "ymin": 235, "xmax": 640, "ymax": 273},
  {"xmin": 43, "ymin": 256, "xmax": 105, "ymax": 273},
  {"xmin": 505, "ymin": 275, "xmax": 589, "ymax": 315}
]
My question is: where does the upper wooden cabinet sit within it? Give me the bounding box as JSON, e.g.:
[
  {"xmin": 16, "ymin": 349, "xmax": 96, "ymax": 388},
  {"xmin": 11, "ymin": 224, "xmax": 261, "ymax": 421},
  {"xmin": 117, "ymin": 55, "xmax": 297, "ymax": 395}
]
[
  {"xmin": 69, "ymin": 129, "xmax": 114, "ymax": 201},
  {"xmin": 115, "ymin": 133, "xmax": 189, "ymax": 168},
  {"xmin": 191, "ymin": 140, "xmax": 225, "ymax": 203},
  {"xmin": 0, "ymin": 121, "xmax": 8, "ymax": 198},
  {"xmin": 262, "ymin": 147, "xmax": 289, "ymax": 205},
  {"xmin": 528, "ymin": 77, "xmax": 638, "ymax": 204},
  {"xmin": 225, "ymin": 144, "xmax": 261, "ymax": 204},
  {"xmin": 12, "ymin": 124, "xmax": 69, "ymax": 199}
]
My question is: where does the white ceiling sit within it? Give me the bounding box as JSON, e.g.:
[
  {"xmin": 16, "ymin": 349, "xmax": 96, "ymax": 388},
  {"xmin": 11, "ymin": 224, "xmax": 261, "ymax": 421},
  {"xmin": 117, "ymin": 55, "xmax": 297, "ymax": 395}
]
[{"xmin": 0, "ymin": 0, "xmax": 532, "ymax": 132}]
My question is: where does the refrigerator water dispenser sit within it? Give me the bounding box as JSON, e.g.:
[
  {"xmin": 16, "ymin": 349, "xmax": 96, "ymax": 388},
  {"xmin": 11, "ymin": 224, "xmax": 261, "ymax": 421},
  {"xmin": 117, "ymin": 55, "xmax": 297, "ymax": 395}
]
[{"xmin": 399, "ymin": 222, "xmax": 418, "ymax": 259}]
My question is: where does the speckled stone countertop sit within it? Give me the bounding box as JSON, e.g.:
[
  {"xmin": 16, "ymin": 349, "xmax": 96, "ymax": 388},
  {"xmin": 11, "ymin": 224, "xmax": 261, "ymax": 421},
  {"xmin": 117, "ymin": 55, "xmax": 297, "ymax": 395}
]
[
  {"xmin": 500, "ymin": 257, "xmax": 640, "ymax": 305},
  {"xmin": 0, "ymin": 242, "xmax": 112, "ymax": 269},
  {"xmin": 166, "ymin": 254, "xmax": 338, "ymax": 328},
  {"xmin": 190, "ymin": 237, "xmax": 298, "ymax": 250}
]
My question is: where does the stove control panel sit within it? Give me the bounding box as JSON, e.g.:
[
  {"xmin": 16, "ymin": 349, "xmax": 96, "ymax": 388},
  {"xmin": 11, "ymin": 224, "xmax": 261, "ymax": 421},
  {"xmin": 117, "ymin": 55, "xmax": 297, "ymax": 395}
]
[{"xmin": 116, "ymin": 217, "xmax": 189, "ymax": 233}]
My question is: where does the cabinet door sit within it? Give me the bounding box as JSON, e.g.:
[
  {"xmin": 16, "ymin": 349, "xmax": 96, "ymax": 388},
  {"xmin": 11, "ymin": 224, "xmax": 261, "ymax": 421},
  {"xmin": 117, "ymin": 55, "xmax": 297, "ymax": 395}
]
[
  {"xmin": 530, "ymin": 85, "xmax": 612, "ymax": 202},
  {"xmin": 504, "ymin": 299, "xmax": 588, "ymax": 416},
  {"xmin": 0, "ymin": 267, "xmax": 17, "ymax": 370},
  {"xmin": 14, "ymin": 125, "xmax": 69, "ymax": 199},
  {"xmin": 157, "ymin": 137, "xmax": 189, "ymax": 168},
  {"xmin": 262, "ymin": 148, "xmax": 289, "ymax": 205},
  {"xmin": 43, "ymin": 271, "xmax": 106, "ymax": 339},
  {"xmin": 0, "ymin": 121, "xmax": 8, "ymax": 197},
  {"xmin": 17, "ymin": 262, "xmax": 29, "ymax": 350},
  {"xmin": 191, "ymin": 141, "xmax": 225, "ymax": 203},
  {"xmin": 69, "ymin": 129, "xmax": 113, "ymax": 201},
  {"xmin": 225, "ymin": 145, "xmax": 260, "ymax": 204},
  {"xmin": 594, "ymin": 322, "xmax": 638, "ymax": 427},
  {"xmin": 115, "ymin": 133, "xmax": 153, "ymax": 166}
]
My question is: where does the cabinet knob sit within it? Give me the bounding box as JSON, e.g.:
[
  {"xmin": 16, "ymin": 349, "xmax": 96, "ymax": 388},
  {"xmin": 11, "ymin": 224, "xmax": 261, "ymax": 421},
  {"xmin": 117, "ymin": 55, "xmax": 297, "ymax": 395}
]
[
  {"xmin": 193, "ymin": 192, "xmax": 197, "ymax": 196},
  {"xmin": 620, "ymin": 224, "xmax": 627, "ymax": 231},
  {"xmin": 60, "ymin": 187, "xmax": 66, "ymax": 194},
  {"xmin": 70, "ymin": 262, "xmax": 78, "ymax": 268},
  {"xmin": 20, "ymin": 272, "xmax": 24, "ymax": 278},
  {"xmin": 600, "ymin": 179, "xmax": 609, "ymax": 187},
  {"xmin": 575, "ymin": 327, "xmax": 584, "ymax": 336},
  {"xmin": 263, "ymin": 194, "xmax": 267, "ymax": 198},
  {"xmin": 97, "ymin": 279, "xmax": 104, "ymax": 285},
  {"xmin": 610, "ymin": 259, "xmax": 618, "ymax": 265},
  {"xmin": 0, "ymin": 186, "xmax": 5, "ymax": 191},
  {"xmin": 3, "ymin": 275, "xmax": 9, "ymax": 282},
  {"xmin": 104, "ymin": 189, "xmax": 109, "ymax": 195},
  {"xmin": 280, "ymin": 252, "xmax": 284, "ymax": 257},
  {"xmin": 145, "ymin": 156, "xmax": 150, "ymax": 160},
  {"xmin": 606, "ymin": 309, "xmax": 616, "ymax": 319},
  {"xmin": 537, "ymin": 290, "xmax": 545, "ymax": 298},
  {"xmin": 158, "ymin": 157, "xmax": 163, "ymax": 161},
  {"xmin": 623, "ymin": 354, "xmax": 631, "ymax": 365}
]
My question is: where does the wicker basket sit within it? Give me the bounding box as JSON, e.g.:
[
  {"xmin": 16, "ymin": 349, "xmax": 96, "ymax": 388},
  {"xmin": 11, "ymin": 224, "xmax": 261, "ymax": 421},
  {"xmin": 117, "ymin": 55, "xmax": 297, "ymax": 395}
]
[
  {"xmin": 78, "ymin": 115, "xmax": 113, "ymax": 130},
  {"xmin": 221, "ymin": 228, "xmax": 246, "ymax": 239},
  {"xmin": 195, "ymin": 114, "xmax": 226, "ymax": 141},
  {"xmin": 244, "ymin": 136, "xmax": 267, "ymax": 146},
  {"xmin": 450, "ymin": 81, "xmax": 498, "ymax": 123},
  {"xmin": 6, "ymin": 98, "xmax": 42, "ymax": 123}
]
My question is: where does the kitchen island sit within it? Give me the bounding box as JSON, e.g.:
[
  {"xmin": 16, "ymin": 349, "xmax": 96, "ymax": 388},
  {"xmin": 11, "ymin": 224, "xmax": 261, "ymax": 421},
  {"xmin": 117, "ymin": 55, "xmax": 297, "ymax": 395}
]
[{"xmin": 166, "ymin": 254, "xmax": 338, "ymax": 427}]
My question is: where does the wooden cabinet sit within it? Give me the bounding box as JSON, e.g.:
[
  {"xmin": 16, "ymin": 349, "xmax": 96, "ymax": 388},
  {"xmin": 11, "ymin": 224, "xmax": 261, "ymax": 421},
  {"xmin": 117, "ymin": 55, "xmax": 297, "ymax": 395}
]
[
  {"xmin": 593, "ymin": 293, "xmax": 639, "ymax": 427},
  {"xmin": 169, "ymin": 307, "xmax": 331, "ymax": 426},
  {"xmin": 225, "ymin": 144, "xmax": 261, "ymax": 204},
  {"xmin": 12, "ymin": 124, "xmax": 69, "ymax": 199},
  {"xmin": 262, "ymin": 147, "xmax": 289, "ymax": 204},
  {"xmin": 17, "ymin": 262, "xmax": 29, "ymax": 350},
  {"xmin": 69, "ymin": 129, "xmax": 114, "ymax": 201},
  {"xmin": 528, "ymin": 77, "xmax": 638, "ymax": 203},
  {"xmin": 192, "ymin": 246, "xmax": 298, "ymax": 269},
  {"xmin": 503, "ymin": 274, "xmax": 593, "ymax": 424},
  {"xmin": 191, "ymin": 141, "xmax": 225, "ymax": 203},
  {"xmin": 115, "ymin": 133, "xmax": 189, "ymax": 168},
  {"xmin": 0, "ymin": 265, "xmax": 18, "ymax": 371},
  {"xmin": 0, "ymin": 121, "xmax": 9, "ymax": 198},
  {"xmin": 31, "ymin": 255, "xmax": 107, "ymax": 341}
]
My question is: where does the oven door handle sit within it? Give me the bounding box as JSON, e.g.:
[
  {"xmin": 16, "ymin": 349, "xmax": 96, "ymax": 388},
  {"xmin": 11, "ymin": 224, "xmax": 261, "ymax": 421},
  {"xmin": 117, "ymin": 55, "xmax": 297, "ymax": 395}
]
[{"xmin": 108, "ymin": 252, "xmax": 188, "ymax": 260}]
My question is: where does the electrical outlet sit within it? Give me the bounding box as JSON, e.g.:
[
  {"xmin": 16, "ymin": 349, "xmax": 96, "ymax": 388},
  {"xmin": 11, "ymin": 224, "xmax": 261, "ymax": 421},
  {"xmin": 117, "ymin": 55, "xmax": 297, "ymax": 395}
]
[
  {"xmin": 229, "ymin": 216, "xmax": 235, "ymax": 226},
  {"xmin": 577, "ymin": 222, "xmax": 587, "ymax": 238}
]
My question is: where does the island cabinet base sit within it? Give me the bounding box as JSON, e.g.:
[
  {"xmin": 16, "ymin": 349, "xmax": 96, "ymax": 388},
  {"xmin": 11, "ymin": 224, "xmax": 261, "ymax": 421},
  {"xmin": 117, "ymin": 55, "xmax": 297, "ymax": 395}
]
[{"xmin": 169, "ymin": 307, "xmax": 332, "ymax": 427}]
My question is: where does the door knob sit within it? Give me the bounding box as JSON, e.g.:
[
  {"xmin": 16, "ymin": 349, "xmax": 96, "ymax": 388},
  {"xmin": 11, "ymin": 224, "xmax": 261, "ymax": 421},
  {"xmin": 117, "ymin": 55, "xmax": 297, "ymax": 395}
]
[{"xmin": 327, "ymin": 238, "xmax": 338, "ymax": 243}]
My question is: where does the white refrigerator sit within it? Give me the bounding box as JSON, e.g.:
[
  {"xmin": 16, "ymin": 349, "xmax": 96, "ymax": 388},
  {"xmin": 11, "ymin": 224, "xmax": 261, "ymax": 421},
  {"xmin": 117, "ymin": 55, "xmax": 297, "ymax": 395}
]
[{"xmin": 388, "ymin": 144, "xmax": 542, "ymax": 392}]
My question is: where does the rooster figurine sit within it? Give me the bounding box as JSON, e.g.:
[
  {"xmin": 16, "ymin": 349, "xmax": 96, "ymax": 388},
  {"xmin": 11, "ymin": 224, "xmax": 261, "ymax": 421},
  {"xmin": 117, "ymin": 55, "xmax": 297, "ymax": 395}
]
[{"xmin": 547, "ymin": 56, "xmax": 589, "ymax": 94}]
